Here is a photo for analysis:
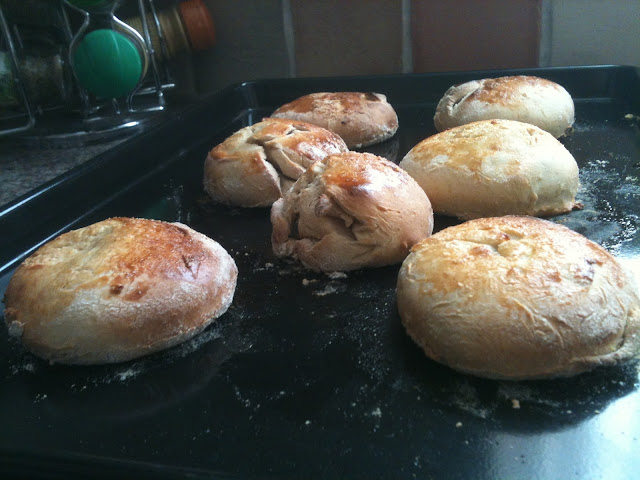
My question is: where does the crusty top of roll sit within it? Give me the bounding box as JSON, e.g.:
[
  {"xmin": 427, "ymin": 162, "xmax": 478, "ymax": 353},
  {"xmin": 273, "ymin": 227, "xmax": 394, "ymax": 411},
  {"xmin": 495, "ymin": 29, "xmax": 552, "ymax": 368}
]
[
  {"xmin": 204, "ymin": 117, "xmax": 348, "ymax": 208},
  {"xmin": 271, "ymin": 92, "xmax": 399, "ymax": 148},
  {"xmin": 271, "ymin": 151, "xmax": 433, "ymax": 272},
  {"xmin": 3, "ymin": 217, "xmax": 238, "ymax": 365},
  {"xmin": 397, "ymin": 216, "xmax": 640, "ymax": 380},
  {"xmin": 433, "ymin": 75, "xmax": 575, "ymax": 138},
  {"xmin": 399, "ymin": 119, "xmax": 580, "ymax": 220}
]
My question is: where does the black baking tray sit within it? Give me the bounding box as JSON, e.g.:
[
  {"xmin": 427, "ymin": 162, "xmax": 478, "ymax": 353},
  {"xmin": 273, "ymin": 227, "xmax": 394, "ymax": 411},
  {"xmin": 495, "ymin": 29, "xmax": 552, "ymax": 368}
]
[{"xmin": 1, "ymin": 65, "xmax": 640, "ymax": 480}]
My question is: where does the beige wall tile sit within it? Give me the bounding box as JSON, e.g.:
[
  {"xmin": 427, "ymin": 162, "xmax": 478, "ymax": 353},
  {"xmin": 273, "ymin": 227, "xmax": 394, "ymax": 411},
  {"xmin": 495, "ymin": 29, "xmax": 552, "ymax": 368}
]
[
  {"xmin": 291, "ymin": 0, "xmax": 404, "ymax": 77},
  {"xmin": 193, "ymin": 0, "xmax": 290, "ymax": 94},
  {"xmin": 188, "ymin": 0, "xmax": 638, "ymax": 96},
  {"xmin": 542, "ymin": 0, "xmax": 640, "ymax": 67},
  {"xmin": 411, "ymin": 0, "xmax": 541, "ymax": 72}
]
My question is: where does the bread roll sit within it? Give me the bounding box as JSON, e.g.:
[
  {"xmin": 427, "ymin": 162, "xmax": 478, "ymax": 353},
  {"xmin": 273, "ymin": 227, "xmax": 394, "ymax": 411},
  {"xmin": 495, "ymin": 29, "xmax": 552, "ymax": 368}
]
[
  {"xmin": 399, "ymin": 119, "xmax": 579, "ymax": 220},
  {"xmin": 271, "ymin": 92, "xmax": 399, "ymax": 148},
  {"xmin": 397, "ymin": 216, "xmax": 640, "ymax": 380},
  {"xmin": 271, "ymin": 152, "xmax": 433, "ymax": 272},
  {"xmin": 3, "ymin": 217, "xmax": 238, "ymax": 365},
  {"xmin": 204, "ymin": 117, "xmax": 348, "ymax": 207},
  {"xmin": 433, "ymin": 75, "xmax": 574, "ymax": 138}
]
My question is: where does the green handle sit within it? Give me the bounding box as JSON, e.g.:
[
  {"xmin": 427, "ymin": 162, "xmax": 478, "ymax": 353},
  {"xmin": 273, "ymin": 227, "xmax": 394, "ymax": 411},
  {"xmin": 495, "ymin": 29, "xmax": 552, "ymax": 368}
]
[{"xmin": 72, "ymin": 29, "xmax": 144, "ymax": 99}]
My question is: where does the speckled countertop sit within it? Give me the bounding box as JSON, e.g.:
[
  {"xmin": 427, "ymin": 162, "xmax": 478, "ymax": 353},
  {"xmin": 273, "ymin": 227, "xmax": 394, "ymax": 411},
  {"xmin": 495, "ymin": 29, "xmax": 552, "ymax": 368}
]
[
  {"xmin": 0, "ymin": 139, "xmax": 127, "ymax": 207},
  {"xmin": 0, "ymin": 92, "xmax": 199, "ymax": 209}
]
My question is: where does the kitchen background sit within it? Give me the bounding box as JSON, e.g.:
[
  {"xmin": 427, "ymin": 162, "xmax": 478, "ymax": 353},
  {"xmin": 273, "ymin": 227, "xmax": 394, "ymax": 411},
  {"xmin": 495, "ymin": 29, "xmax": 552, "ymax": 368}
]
[
  {"xmin": 193, "ymin": 0, "xmax": 640, "ymax": 95},
  {"xmin": 1, "ymin": 0, "xmax": 639, "ymax": 206}
]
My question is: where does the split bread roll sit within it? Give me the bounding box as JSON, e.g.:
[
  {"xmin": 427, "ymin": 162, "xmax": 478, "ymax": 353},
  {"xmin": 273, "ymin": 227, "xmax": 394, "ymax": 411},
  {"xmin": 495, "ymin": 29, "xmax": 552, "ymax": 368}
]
[
  {"xmin": 397, "ymin": 216, "xmax": 640, "ymax": 380},
  {"xmin": 3, "ymin": 217, "xmax": 238, "ymax": 365},
  {"xmin": 271, "ymin": 92, "xmax": 399, "ymax": 148},
  {"xmin": 433, "ymin": 75, "xmax": 574, "ymax": 138},
  {"xmin": 399, "ymin": 119, "xmax": 580, "ymax": 220},
  {"xmin": 271, "ymin": 152, "xmax": 433, "ymax": 272},
  {"xmin": 204, "ymin": 117, "xmax": 348, "ymax": 207}
]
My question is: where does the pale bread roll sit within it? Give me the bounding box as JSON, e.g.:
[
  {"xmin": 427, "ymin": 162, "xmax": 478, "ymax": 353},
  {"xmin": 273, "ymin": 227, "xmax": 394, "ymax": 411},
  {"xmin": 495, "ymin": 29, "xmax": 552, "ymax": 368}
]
[
  {"xmin": 399, "ymin": 119, "xmax": 579, "ymax": 220},
  {"xmin": 397, "ymin": 216, "xmax": 640, "ymax": 380},
  {"xmin": 271, "ymin": 152, "xmax": 433, "ymax": 272},
  {"xmin": 3, "ymin": 217, "xmax": 238, "ymax": 365},
  {"xmin": 433, "ymin": 75, "xmax": 575, "ymax": 138},
  {"xmin": 271, "ymin": 92, "xmax": 399, "ymax": 148},
  {"xmin": 204, "ymin": 117, "xmax": 348, "ymax": 207}
]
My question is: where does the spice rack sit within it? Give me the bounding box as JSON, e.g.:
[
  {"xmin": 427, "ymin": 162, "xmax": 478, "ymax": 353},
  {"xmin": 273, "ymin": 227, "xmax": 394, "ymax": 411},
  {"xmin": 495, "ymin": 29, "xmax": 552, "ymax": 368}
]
[{"xmin": 0, "ymin": 0, "xmax": 215, "ymax": 146}]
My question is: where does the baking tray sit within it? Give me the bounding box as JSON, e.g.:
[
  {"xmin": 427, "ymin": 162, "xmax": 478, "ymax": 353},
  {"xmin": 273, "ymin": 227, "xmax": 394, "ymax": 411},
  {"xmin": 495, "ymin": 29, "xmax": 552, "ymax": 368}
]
[{"xmin": 1, "ymin": 65, "xmax": 639, "ymax": 480}]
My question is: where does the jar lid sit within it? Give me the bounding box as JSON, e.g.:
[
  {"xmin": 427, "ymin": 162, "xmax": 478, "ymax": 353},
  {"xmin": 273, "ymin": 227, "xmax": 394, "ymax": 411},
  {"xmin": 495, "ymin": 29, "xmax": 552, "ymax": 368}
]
[
  {"xmin": 163, "ymin": 8, "xmax": 191, "ymax": 57},
  {"xmin": 72, "ymin": 29, "xmax": 144, "ymax": 99},
  {"xmin": 178, "ymin": 0, "xmax": 216, "ymax": 51}
]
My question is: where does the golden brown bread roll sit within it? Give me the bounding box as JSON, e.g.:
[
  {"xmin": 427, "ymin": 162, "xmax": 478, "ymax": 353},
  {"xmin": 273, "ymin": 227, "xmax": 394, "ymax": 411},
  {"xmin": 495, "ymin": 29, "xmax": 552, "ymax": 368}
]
[
  {"xmin": 271, "ymin": 92, "xmax": 399, "ymax": 148},
  {"xmin": 271, "ymin": 152, "xmax": 433, "ymax": 272},
  {"xmin": 397, "ymin": 216, "xmax": 640, "ymax": 380},
  {"xmin": 3, "ymin": 217, "xmax": 238, "ymax": 365},
  {"xmin": 433, "ymin": 75, "xmax": 575, "ymax": 138},
  {"xmin": 204, "ymin": 117, "xmax": 348, "ymax": 207},
  {"xmin": 399, "ymin": 119, "xmax": 580, "ymax": 220}
]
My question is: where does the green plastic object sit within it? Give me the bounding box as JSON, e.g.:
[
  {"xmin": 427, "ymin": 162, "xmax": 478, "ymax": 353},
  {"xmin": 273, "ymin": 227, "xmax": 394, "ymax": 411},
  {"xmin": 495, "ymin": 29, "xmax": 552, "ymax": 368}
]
[{"xmin": 72, "ymin": 29, "xmax": 143, "ymax": 99}]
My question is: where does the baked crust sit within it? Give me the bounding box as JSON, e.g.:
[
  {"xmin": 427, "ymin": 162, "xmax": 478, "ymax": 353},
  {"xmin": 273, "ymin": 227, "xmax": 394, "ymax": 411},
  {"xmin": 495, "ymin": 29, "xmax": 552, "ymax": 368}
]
[
  {"xmin": 397, "ymin": 216, "xmax": 640, "ymax": 380},
  {"xmin": 3, "ymin": 217, "xmax": 238, "ymax": 364},
  {"xmin": 271, "ymin": 92, "xmax": 399, "ymax": 148},
  {"xmin": 433, "ymin": 75, "xmax": 575, "ymax": 138},
  {"xmin": 271, "ymin": 151, "xmax": 433, "ymax": 272},
  {"xmin": 399, "ymin": 119, "xmax": 579, "ymax": 220},
  {"xmin": 204, "ymin": 117, "xmax": 348, "ymax": 207}
]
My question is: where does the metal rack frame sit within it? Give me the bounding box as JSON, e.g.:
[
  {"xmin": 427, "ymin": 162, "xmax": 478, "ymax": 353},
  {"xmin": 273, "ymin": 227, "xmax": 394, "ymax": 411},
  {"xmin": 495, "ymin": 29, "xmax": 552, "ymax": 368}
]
[{"xmin": 0, "ymin": 0, "xmax": 175, "ymax": 140}]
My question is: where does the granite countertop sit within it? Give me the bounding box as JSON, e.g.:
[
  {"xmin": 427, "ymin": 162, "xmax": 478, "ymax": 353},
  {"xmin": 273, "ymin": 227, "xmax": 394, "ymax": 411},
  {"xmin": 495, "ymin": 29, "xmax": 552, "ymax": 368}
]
[
  {"xmin": 0, "ymin": 92, "xmax": 199, "ymax": 209},
  {"xmin": 0, "ymin": 139, "xmax": 127, "ymax": 208}
]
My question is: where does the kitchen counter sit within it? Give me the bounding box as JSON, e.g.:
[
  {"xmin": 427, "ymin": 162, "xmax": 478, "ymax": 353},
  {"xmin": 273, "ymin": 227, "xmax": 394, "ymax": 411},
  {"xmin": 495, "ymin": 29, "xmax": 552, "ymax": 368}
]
[
  {"xmin": 0, "ymin": 90, "xmax": 204, "ymax": 209},
  {"xmin": 0, "ymin": 140, "xmax": 127, "ymax": 207}
]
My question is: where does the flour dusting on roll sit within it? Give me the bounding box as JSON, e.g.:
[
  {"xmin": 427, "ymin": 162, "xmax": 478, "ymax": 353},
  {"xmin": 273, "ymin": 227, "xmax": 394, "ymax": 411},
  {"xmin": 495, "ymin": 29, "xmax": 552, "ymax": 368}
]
[
  {"xmin": 271, "ymin": 92, "xmax": 399, "ymax": 148},
  {"xmin": 3, "ymin": 217, "xmax": 238, "ymax": 365},
  {"xmin": 271, "ymin": 152, "xmax": 433, "ymax": 272},
  {"xmin": 204, "ymin": 117, "xmax": 348, "ymax": 208},
  {"xmin": 433, "ymin": 75, "xmax": 575, "ymax": 138},
  {"xmin": 397, "ymin": 216, "xmax": 640, "ymax": 380},
  {"xmin": 399, "ymin": 119, "xmax": 580, "ymax": 220}
]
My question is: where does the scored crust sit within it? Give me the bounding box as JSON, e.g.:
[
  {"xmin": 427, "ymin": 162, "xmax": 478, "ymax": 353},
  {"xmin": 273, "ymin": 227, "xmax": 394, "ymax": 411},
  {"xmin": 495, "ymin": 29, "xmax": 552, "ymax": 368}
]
[
  {"xmin": 271, "ymin": 151, "xmax": 433, "ymax": 272},
  {"xmin": 399, "ymin": 119, "xmax": 580, "ymax": 220},
  {"xmin": 204, "ymin": 117, "xmax": 348, "ymax": 207},
  {"xmin": 397, "ymin": 216, "xmax": 640, "ymax": 380},
  {"xmin": 433, "ymin": 75, "xmax": 575, "ymax": 138},
  {"xmin": 3, "ymin": 217, "xmax": 238, "ymax": 365},
  {"xmin": 271, "ymin": 92, "xmax": 399, "ymax": 148}
]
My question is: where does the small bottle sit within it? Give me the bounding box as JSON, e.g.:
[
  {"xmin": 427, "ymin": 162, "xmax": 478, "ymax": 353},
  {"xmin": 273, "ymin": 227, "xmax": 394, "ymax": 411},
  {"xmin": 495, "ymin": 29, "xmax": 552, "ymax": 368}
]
[
  {"xmin": 0, "ymin": 0, "xmax": 70, "ymax": 109},
  {"xmin": 125, "ymin": 0, "xmax": 216, "ymax": 63},
  {"xmin": 0, "ymin": 50, "xmax": 67, "ymax": 109}
]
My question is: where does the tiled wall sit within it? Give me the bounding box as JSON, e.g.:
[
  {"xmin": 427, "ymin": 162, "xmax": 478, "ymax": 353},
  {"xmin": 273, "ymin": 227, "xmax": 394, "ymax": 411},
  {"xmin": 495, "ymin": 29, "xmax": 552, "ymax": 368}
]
[
  {"xmin": 192, "ymin": 0, "xmax": 640, "ymax": 95},
  {"xmin": 193, "ymin": 0, "xmax": 289, "ymax": 94},
  {"xmin": 541, "ymin": 0, "xmax": 640, "ymax": 67},
  {"xmin": 290, "ymin": 0, "xmax": 405, "ymax": 77},
  {"xmin": 411, "ymin": 0, "xmax": 541, "ymax": 72}
]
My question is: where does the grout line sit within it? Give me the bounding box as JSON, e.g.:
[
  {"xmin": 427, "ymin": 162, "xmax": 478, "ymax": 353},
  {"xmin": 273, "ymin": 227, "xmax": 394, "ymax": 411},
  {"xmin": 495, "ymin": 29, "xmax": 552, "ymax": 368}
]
[
  {"xmin": 282, "ymin": 0, "xmax": 296, "ymax": 78},
  {"xmin": 401, "ymin": 0, "xmax": 413, "ymax": 73},
  {"xmin": 539, "ymin": 0, "xmax": 553, "ymax": 67}
]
